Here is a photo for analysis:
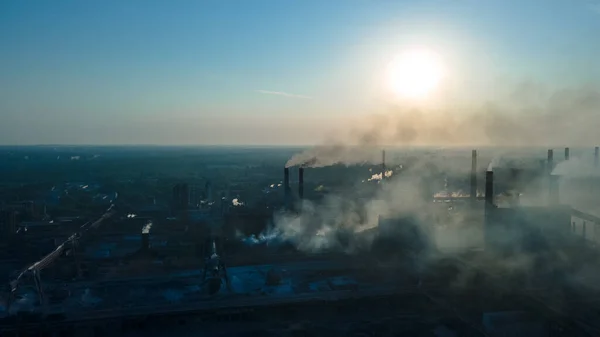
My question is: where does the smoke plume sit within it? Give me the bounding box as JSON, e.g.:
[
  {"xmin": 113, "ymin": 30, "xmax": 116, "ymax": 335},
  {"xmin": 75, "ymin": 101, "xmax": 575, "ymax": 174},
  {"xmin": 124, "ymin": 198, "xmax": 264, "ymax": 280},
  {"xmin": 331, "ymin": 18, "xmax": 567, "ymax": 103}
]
[
  {"xmin": 286, "ymin": 85, "xmax": 600, "ymax": 168},
  {"xmin": 245, "ymin": 82, "xmax": 600, "ymax": 303},
  {"xmin": 257, "ymin": 156, "xmax": 487, "ymax": 254},
  {"xmin": 552, "ymin": 155, "xmax": 600, "ymax": 177}
]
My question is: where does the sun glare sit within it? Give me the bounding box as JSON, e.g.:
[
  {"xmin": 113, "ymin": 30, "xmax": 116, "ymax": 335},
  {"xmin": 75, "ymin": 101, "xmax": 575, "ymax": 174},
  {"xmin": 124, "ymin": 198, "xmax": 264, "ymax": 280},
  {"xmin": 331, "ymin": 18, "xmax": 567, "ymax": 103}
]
[{"xmin": 387, "ymin": 48, "xmax": 444, "ymax": 100}]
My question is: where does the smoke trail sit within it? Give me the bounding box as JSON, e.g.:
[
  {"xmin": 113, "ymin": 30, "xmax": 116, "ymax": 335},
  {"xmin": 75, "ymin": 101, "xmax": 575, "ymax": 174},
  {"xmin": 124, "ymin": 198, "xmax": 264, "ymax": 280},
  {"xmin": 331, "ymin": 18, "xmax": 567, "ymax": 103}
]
[
  {"xmin": 286, "ymin": 85, "xmax": 600, "ymax": 168},
  {"xmin": 255, "ymin": 155, "xmax": 488, "ymax": 254},
  {"xmin": 258, "ymin": 83, "xmax": 600, "ymax": 299},
  {"xmin": 487, "ymin": 157, "xmax": 499, "ymax": 172},
  {"xmin": 552, "ymin": 155, "xmax": 599, "ymax": 177}
]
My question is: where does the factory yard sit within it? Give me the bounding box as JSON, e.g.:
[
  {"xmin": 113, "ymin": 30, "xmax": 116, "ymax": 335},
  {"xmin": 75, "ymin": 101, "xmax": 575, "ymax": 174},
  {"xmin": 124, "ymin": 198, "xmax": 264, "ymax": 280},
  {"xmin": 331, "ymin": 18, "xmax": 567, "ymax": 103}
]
[
  {"xmin": 3, "ymin": 146, "xmax": 600, "ymax": 336},
  {"xmin": 21, "ymin": 258, "xmax": 414, "ymax": 322}
]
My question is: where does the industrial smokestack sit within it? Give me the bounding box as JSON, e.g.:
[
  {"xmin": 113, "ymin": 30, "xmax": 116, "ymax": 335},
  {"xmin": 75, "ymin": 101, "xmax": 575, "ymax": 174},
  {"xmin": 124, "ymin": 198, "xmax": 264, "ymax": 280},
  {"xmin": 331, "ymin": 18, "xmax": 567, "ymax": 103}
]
[
  {"xmin": 595, "ymin": 147, "xmax": 599, "ymax": 168},
  {"xmin": 485, "ymin": 170, "xmax": 494, "ymax": 209},
  {"xmin": 284, "ymin": 167, "xmax": 290, "ymax": 207},
  {"xmin": 484, "ymin": 170, "xmax": 495, "ymax": 252},
  {"xmin": 382, "ymin": 149, "xmax": 386, "ymax": 176},
  {"xmin": 298, "ymin": 167, "xmax": 304, "ymax": 200},
  {"xmin": 564, "ymin": 147, "xmax": 570, "ymax": 161},
  {"xmin": 141, "ymin": 232, "xmax": 149, "ymax": 251},
  {"xmin": 470, "ymin": 150, "xmax": 477, "ymax": 202},
  {"xmin": 547, "ymin": 149, "xmax": 558, "ymax": 204},
  {"xmin": 141, "ymin": 221, "xmax": 152, "ymax": 252},
  {"xmin": 547, "ymin": 149, "xmax": 554, "ymax": 174}
]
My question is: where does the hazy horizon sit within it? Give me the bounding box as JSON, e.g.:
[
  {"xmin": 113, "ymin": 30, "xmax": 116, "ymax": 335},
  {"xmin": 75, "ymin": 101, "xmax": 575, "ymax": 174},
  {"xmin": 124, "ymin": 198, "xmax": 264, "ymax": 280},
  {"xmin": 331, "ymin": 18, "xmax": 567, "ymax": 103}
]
[{"xmin": 2, "ymin": 1, "xmax": 600, "ymax": 146}]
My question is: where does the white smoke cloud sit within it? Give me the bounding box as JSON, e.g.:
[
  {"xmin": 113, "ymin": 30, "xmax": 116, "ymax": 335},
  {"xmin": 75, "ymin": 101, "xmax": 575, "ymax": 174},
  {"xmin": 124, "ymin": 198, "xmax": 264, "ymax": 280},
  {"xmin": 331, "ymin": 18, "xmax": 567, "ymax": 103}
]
[
  {"xmin": 251, "ymin": 155, "xmax": 488, "ymax": 254},
  {"xmin": 552, "ymin": 156, "xmax": 600, "ymax": 177}
]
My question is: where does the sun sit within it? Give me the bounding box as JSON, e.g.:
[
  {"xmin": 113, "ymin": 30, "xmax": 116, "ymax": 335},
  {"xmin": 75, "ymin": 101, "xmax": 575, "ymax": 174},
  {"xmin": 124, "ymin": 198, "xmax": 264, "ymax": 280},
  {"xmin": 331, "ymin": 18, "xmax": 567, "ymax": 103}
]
[{"xmin": 387, "ymin": 48, "xmax": 445, "ymax": 100}]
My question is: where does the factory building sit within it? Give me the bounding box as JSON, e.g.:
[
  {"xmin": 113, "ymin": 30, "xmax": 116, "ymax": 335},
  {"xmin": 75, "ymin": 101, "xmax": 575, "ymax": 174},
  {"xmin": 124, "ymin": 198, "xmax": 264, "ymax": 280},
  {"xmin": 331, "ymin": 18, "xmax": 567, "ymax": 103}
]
[
  {"xmin": 483, "ymin": 148, "xmax": 600, "ymax": 255},
  {"xmin": 5, "ymin": 147, "xmax": 600, "ymax": 336}
]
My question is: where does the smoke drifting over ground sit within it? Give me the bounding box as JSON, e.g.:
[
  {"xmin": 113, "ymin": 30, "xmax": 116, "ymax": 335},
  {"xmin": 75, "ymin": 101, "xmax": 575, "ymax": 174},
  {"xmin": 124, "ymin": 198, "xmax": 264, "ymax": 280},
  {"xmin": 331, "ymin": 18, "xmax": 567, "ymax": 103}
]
[
  {"xmin": 247, "ymin": 83, "xmax": 600, "ymax": 301},
  {"xmin": 256, "ymin": 156, "xmax": 484, "ymax": 255},
  {"xmin": 286, "ymin": 85, "xmax": 600, "ymax": 168}
]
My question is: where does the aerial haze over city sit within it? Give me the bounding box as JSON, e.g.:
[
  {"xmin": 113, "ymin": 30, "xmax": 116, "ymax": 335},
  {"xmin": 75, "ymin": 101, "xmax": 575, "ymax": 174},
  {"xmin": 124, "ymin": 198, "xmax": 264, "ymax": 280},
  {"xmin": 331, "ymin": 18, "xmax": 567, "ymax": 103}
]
[{"xmin": 2, "ymin": 1, "xmax": 600, "ymax": 336}]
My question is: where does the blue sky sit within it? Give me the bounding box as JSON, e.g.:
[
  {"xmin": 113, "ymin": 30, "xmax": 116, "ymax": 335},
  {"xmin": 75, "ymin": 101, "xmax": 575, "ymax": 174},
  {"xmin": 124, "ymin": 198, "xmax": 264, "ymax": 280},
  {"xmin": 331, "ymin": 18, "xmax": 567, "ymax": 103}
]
[{"xmin": 1, "ymin": 0, "xmax": 599, "ymax": 145}]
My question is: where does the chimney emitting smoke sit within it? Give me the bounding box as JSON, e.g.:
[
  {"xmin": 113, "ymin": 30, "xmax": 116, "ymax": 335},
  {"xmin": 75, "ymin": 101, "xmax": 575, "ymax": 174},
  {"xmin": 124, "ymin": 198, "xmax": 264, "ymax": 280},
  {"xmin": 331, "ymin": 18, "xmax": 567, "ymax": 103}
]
[
  {"xmin": 564, "ymin": 147, "xmax": 570, "ymax": 161},
  {"xmin": 141, "ymin": 232, "xmax": 149, "ymax": 251},
  {"xmin": 470, "ymin": 150, "xmax": 477, "ymax": 203},
  {"xmin": 484, "ymin": 170, "xmax": 496, "ymax": 252},
  {"xmin": 298, "ymin": 167, "xmax": 304, "ymax": 201},
  {"xmin": 382, "ymin": 149, "xmax": 386, "ymax": 177},
  {"xmin": 547, "ymin": 149, "xmax": 554, "ymax": 174},
  {"xmin": 284, "ymin": 167, "xmax": 290, "ymax": 208},
  {"xmin": 485, "ymin": 170, "xmax": 494, "ymax": 209}
]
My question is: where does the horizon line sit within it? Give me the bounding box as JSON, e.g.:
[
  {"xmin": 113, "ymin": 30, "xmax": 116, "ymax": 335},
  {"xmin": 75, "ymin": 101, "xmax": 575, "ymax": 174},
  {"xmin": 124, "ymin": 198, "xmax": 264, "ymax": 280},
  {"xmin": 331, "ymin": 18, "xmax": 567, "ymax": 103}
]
[{"xmin": 0, "ymin": 144, "xmax": 594, "ymax": 149}]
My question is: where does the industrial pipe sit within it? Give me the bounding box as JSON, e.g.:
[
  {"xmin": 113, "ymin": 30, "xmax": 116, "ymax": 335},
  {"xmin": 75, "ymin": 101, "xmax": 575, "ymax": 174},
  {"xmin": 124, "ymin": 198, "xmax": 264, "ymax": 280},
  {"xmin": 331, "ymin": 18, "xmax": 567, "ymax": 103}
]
[
  {"xmin": 485, "ymin": 170, "xmax": 494, "ymax": 210},
  {"xmin": 141, "ymin": 232, "xmax": 149, "ymax": 251},
  {"xmin": 470, "ymin": 150, "xmax": 477, "ymax": 202},
  {"xmin": 382, "ymin": 149, "xmax": 386, "ymax": 177},
  {"xmin": 284, "ymin": 167, "xmax": 290, "ymax": 207},
  {"xmin": 298, "ymin": 167, "xmax": 304, "ymax": 200}
]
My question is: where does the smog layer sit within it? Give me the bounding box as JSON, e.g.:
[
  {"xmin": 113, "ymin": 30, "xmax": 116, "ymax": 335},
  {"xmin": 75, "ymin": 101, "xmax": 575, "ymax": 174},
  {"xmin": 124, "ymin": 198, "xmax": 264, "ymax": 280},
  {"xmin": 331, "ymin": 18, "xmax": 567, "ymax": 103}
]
[{"xmin": 287, "ymin": 84, "xmax": 600, "ymax": 168}]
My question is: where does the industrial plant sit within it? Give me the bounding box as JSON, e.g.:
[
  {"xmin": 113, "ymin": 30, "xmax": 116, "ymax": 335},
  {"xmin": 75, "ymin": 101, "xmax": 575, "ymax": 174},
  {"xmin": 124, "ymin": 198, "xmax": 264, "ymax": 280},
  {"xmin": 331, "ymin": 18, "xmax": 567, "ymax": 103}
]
[{"xmin": 1, "ymin": 145, "xmax": 600, "ymax": 336}]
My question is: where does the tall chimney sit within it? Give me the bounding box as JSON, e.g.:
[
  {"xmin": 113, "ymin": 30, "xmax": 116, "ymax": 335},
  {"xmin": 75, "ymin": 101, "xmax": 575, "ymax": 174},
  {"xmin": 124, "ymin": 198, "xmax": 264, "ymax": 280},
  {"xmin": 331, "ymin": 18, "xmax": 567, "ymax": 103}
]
[
  {"xmin": 382, "ymin": 149, "xmax": 386, "ymax": 176},
  {"xmin": 470, "ymin": 150, "xmax": 477, "ymax": 202},
  {"xmin": 547, "ymin": 149, "xmax": 554, "ymax": 174},
  {"xmin": 284, "ymin": 167, "xmax": 290, "ymax": 207},
  {"xmin": 595, "ymin": 147, "xmax": 599, "ymax": 168},
  {"xmin": 485, "ymin": 170, "xmax": 494, "ymax": 210},
  {"xmin": 564, "ymin": 147, "xmax": 570, "ymax": 161},
  {"xmin": 547, "ymin": 149, "xmax": 557, "ymax": 204},
  {"xmin": 484, "ymin": 170, "xmax": 495, "ymax": 251},
  {"xmin": 298, "ymin": 167, "xmax": 304, "ymax": 200},
  {"xmin": 141, "ymin": 232, "xmax": 149, "ymax": 251}
]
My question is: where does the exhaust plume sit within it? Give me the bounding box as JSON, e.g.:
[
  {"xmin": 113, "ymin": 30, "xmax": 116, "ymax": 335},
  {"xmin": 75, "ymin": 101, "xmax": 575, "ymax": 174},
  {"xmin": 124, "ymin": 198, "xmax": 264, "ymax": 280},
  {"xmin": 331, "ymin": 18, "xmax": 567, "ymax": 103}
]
[
  {"xmin": 286, "ymin": 85, "xmax": 600, "ymax": 168},
  {"xmin": 243, "ymin": 83, "xmax": 600, "ymax": 298}
]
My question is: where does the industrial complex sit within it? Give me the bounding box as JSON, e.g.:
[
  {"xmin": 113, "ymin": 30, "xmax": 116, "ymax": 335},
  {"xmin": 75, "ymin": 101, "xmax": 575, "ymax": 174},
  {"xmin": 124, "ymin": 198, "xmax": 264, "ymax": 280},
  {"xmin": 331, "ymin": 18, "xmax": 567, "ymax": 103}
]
[{"xmin": 2, "ymin": 146, "xmax": 600, "ymax": 336}]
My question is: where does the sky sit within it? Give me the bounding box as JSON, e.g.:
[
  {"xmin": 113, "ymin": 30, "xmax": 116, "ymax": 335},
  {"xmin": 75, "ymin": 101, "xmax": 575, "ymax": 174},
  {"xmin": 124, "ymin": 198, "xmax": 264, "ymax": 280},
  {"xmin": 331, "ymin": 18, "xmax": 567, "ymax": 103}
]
[{"xmin": 1, "ymin": 0, "xmax": 600, "ymax": 145}]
